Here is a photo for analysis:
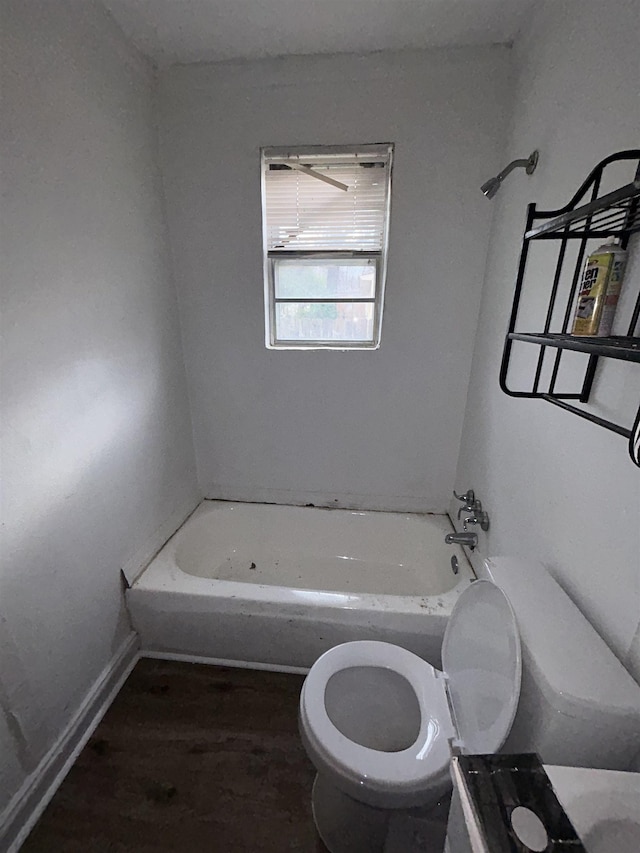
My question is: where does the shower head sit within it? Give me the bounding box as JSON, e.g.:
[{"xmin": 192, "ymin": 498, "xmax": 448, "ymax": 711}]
[
  {"xmin": 481, "ymin": 150, "xmax": 539, "ymax": 199},
  {"xmin": 480, "ymin": 175, "xmax": 502, "ymax": 199}
]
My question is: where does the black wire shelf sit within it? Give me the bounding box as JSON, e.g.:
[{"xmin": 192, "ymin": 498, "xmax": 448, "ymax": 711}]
[
  {"xmin": 507, "ymin": 333, "xmax": 640, "ymax": 363},
  {"xmin": 500, "ymin": 150, "xmax": 640, "ymax": 468},
  {"xmin": 525, "ymin": 179, "xmax": 640, "ymax": 240}
]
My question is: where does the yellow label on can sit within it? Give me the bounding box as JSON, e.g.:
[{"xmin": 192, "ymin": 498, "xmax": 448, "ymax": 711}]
[{"xmin": 571, "ymin": 252, "xmax": 614, "ymax": 336}]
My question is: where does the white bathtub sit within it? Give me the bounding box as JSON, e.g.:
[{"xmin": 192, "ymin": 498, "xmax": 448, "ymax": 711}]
[{"xmin": 127, "ymin": 500, "xmax": 474, "ymax": 670}]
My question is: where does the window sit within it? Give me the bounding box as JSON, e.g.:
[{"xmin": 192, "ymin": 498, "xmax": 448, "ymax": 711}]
[{"xmin": 261, "ymin": 144, "xmax": 393, "ymax": 349}]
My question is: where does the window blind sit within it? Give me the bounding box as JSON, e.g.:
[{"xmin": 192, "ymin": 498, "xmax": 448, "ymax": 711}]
[{"xmin": 263, "ymin": 145, "xmax": 392, "ymax": 253}]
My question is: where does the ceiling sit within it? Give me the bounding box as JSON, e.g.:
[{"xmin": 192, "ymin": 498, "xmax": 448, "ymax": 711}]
[{"xmin": 104, "ymin": 0, "xmax": 536, "ymax": 66}]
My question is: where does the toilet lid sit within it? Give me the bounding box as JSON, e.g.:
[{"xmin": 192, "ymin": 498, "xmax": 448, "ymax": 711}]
[{"xmin": 442, "ymin": 579, "xmax": 521, "ymax": 755}]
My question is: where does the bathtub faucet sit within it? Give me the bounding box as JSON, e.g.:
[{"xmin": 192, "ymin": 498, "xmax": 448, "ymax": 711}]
[{"xmin": 444, "ymin": 531, "xmax": 478, "ymax": 550}]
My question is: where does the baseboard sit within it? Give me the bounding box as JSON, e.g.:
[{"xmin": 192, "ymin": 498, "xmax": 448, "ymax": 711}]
[
  {"xmin": 141, "ymin": 649, "xmax": 309, "ymax": 676},
  {"xmin": 0, "ymin": 632, "xmax": 140, "ymax": 853},
  {"xmin": 121, "ymin": 493, "xmax": 202, "ymax": 586}
]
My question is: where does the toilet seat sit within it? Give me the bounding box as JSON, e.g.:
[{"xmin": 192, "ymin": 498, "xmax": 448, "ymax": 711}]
[
  {"xmin": 299, "ymin": 580, "xmax": 522, "ymax": 810},
  {"xmin": 300, "ymin": 640, "xmax": 456, "ymax": 807}
]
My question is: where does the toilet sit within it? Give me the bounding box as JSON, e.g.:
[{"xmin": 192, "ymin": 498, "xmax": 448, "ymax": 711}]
[{"xmin": 299, "ymin": 559, "xmax": 640, "ymax": 853}]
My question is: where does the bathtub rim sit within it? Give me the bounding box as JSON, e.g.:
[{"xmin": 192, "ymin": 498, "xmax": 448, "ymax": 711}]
[{"xmin": 131, "ymin": 499, "xmax": 475, "ymax": 617}]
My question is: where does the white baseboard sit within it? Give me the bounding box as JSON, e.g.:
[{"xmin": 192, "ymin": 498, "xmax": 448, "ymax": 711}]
[
  {"xmin": 0, "ymin": 632, "xmax": 140, "ymax": 853},
  {"xmin": 141, "ymin": 649, "xmax": 309, "ymax": 675},
  {"xmin": 0, "ymin": 634, "xmax": 306, "ymax": 852}
]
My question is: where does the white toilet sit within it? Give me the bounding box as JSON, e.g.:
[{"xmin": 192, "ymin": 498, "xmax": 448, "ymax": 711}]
[{"xmin": 299, "ymin": 558, "xmax": 640, "ymax": 853}]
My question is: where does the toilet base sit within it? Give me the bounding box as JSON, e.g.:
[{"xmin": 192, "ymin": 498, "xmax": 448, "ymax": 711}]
[
  {"xmin": 311, "ymin": 774, "xmax": 450, "ymax": 853},
  {"xmin": 312, "ymin": 773, "xmax": 390, "ymax": 853}
]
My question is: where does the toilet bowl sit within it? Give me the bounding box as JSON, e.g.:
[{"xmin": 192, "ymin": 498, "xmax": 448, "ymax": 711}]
[{"xmin": 299, "ymin": 579, "xmax": 522, "ymax": 852}]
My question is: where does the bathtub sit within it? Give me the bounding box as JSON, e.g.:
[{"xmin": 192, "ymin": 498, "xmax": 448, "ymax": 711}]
[{"xmin": 126, "ymin": 500, "xmax": 474, "ymax": 671}]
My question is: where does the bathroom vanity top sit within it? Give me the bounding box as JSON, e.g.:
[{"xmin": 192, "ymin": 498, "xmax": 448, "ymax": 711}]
[
  {"xmin": 450, "ymin": 753, "xmax": 585, "ymax": 852},
  {"xmin": 449, "ymin": 753, "xmax": 640, "ymax": 853},
  {"xmin": 545, "ymin": 764, "xmax": 640, "ymax": 853}
]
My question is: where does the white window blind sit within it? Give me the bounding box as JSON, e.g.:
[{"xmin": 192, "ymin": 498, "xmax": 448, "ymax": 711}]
[{"xmin": 263, "ymin": 145, "xmax": 392, "ymax": 252}]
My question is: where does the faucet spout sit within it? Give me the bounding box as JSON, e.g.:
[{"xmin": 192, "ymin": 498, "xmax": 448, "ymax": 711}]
[{"xmin": 445, "ymin": 531, "xmax": 478, "ymax": 550}]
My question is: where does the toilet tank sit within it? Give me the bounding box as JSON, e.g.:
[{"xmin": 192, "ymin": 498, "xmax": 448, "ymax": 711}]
[{"xmin": 477, "ymin": 557, "xmax": 640, "ymax": 771}]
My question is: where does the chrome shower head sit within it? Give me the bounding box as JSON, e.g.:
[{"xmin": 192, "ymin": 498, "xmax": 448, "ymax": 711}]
[
  {"xmin": 481, "ymin": 176, "xmax": 502, "ymax": 199},
  {"xmin": 481, "ymin": 150, "xmax": 539, "ymax": 199}
]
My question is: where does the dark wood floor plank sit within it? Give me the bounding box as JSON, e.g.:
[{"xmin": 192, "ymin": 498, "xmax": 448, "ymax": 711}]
[{"xmin": 22, "ymin": 659, "xmax": 326, "ymax": 852}]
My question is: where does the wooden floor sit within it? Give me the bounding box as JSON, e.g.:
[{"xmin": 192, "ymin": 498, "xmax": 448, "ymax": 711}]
[{"xmin": 23, "ymin": 659, "xmax": 327, "ymax": 852}]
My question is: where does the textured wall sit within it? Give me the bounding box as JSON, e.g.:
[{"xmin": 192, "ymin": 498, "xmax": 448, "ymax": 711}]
[
  {"xmin": 158, "ymin": 47, "xmax": 513, "ymax": 511},
  {"xmin": 454, "ymin": 0, "xmax": 640, "ymax": 678},
  {"xmin": 1, "ymin": 0, "xmax": 198, "ymax": 818}
]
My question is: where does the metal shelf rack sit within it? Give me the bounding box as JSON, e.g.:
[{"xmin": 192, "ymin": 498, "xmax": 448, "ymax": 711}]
[{"xmin": 500, "ymin": 150, "xmax": 640, "ymax": 467}]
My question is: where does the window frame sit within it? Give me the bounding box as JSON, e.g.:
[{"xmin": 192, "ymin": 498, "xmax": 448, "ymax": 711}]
[
  {"xmin": 261, "ymin": 144, "xmax": 393, "ymax": 351},
  {"xmin": 267, "ymin": 251, "xmax": 382, "ymax": 349}
]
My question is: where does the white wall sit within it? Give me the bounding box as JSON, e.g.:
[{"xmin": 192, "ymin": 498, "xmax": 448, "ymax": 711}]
[
  {"xmin": 158, "ymin": 47, "xmax": 513, "ymax": 511},
  {"xmin": 0, "ymin": 0, "xmax": 198, "ymax": 817},
  {"xmin": 454, "ymin": 0, "xmax": 640, "ymax": 678}
]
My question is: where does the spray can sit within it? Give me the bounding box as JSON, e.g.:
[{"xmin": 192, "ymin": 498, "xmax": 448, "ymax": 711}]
[{"xmin": 571, "ymin": 239, "xmax": 627, "ymax": 336}]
